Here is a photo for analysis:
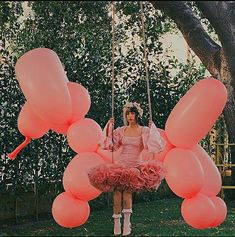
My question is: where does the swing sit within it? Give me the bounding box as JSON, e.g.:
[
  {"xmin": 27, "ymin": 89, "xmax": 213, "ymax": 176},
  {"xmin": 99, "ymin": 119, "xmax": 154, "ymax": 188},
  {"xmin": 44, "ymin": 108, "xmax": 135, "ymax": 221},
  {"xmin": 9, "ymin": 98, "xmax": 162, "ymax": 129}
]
[
  {"xmin": 87, "ymin": 2, "xmax": 166, "ymax": 193},
  {"xmin": 95, "ymin": 1, "xmax": 157, "ymax": 165}
]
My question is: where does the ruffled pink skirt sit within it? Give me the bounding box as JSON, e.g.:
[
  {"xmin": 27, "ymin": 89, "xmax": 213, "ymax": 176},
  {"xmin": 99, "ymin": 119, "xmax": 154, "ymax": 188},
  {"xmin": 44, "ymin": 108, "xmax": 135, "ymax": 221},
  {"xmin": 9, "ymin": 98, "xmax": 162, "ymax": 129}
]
[{"xmin": 88, "ymin": 161, "xmax": 165, "ymax": 193}]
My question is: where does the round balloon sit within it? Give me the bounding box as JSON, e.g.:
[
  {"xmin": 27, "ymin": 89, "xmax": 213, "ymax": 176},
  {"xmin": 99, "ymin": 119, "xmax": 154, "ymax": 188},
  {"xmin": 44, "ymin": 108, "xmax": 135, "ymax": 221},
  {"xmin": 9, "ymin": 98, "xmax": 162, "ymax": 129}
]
[
  {"xmin": 192, "ymin": 145, "xmax": 222, "ymax": 196},
  {"xmin": 18, "ymin": 102, "xmax": 49, "ymax": 139},
  {"xmin": 67, "ymin": 82, "xmax": 91, "ymax": 123},
  {"xmin": 67, "ymin": 118, "xmax": 102, "ymax": 153},
  {"xmin": 181, "ymin": 193, "xmax": 216, "ymax": 229},
  {"xmin": 63, "ymin": 152, "xmax": 105, "ymax": 201},
  {"xmin": 209, "ymin": 196, "xmax": 227, "ymax": 227},
  {"xmin": 164, "ymin": 148, "xmax": 205, "ymax": 198},
  {"xmin": 52, "ymin": 192, "xmax": 90, "ymax": 228},
  {"xmin": 165, "ymin": 78, "xmax": 227, "ymax": 148}
]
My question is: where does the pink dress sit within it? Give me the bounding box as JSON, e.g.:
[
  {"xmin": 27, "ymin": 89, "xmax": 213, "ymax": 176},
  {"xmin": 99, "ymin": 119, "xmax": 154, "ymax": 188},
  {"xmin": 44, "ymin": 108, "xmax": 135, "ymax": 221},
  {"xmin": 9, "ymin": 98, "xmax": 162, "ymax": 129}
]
[{"xmin": 88, "ymin": 122, "xmax": 166, "ymax": 192}]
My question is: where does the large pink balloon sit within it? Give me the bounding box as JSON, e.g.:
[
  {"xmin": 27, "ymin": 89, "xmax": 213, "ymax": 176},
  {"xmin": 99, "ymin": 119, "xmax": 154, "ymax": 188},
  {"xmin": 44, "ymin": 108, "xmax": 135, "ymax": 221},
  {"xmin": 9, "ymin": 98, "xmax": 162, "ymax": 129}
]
[
  {"xmin": 67, "ymin": 118, "xmax": 102, "ymax": 153},
  {"xmin": 63, "ymin": 152, "xmax": 105, "ymax": 201},
  {"xmin": 164, "ymin": 148, "xmax": 205, "ymax": 198},
  {"xmin": 18, "ymin": 102, "xmax": 49, "ymax": 139},
  {"xmin": 209, "ymin": 196, "xmax": 227, "ymax": 227},
  {"xmin": 165, "ymin": 78, "xmax": 227, "ymax": 148},
  {"xmin": 181, "ymin": 193, "xmax": 216, "ymax": 229},
  {"xmin": 50, "ymin": 123, "xmax": 70, "ymax": 135},
  {"xmin": 67, "ymin": 82, "xmax": 91, "ymax": 123},
  {"xmin": 52, "ymin": 192, "xmax": 90, "ymax": 228},
  {"xmin": 15, "ymin": 48, "xmax": 72, "ymax": 125},
  {"xmin": 192, "ymin": 145, "xmax": 222, "ymax": 196},
  {"xmin": 153, "ymin": 129, "xmax": 175, "ymax": 162}
]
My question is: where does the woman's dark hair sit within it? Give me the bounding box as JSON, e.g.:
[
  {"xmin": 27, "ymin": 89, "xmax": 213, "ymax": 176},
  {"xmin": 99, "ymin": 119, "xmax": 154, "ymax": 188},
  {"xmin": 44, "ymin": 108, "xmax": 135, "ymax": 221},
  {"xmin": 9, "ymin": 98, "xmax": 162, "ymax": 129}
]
[{"xmin": 125, "ymin": 106, "xmax": 143, "ymax": 126}]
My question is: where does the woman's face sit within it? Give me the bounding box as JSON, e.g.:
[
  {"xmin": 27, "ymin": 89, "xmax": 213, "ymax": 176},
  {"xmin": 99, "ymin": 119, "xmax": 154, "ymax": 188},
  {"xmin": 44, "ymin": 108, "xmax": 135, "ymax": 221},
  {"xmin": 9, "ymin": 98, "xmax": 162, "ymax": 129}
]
[{"xmin": 126, "ymin": 111, "xmax": 137, "ymax": 124}]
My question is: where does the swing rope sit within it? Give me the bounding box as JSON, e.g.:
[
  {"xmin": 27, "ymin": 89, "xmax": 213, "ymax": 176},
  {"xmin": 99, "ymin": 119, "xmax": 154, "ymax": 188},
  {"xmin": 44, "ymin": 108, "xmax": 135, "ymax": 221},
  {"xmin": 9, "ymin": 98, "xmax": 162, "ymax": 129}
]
[
  {"xmin": 111, "ymin": 1, "xmax": 116, "ymax": 120},
  {"xmin": 139, "ymin": 1, "xmax": 153, "ymax": 122},
  {"xmin": 110, "ymin": 2, "xmax": 153, "ymax": 163},
  {"xmin": 111, "ymin": 1, "xmax": 116, "ymax": 163}
]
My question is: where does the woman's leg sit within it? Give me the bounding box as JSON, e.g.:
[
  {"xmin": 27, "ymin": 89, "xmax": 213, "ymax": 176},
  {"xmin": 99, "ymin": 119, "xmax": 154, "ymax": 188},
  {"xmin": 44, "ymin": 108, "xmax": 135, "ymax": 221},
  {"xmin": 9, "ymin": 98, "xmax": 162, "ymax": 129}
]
[
  {"xmin": 112, "ymin": 190, "xmax": 122, "ymax": 235},
  {"xmin": 113, "ymin": 189, "xmax": 122, "ymax": 214},
  {"xmin": 122, "ymin": 191, "xmax": 133, "ymax": 236},
  {"xmin": 123, "ymin": 191, "xmax": 132, "ymax": 209}
]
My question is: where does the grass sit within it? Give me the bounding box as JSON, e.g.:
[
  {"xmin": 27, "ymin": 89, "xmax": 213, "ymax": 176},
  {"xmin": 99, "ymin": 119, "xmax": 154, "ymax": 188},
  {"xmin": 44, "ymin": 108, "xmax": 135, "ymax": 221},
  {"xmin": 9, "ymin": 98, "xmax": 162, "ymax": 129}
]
[{"xmin": 0, "ymin": 197, "xmax": 235, "ymax": 236}]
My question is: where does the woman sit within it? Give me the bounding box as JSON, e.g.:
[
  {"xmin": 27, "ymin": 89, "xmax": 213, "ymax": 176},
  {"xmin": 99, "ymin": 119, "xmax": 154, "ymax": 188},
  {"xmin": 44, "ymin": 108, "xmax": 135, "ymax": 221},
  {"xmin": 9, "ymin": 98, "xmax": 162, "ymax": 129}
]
[{"xmin": 88, "ymin": 102, "xmax": 166, "ymax": 236}]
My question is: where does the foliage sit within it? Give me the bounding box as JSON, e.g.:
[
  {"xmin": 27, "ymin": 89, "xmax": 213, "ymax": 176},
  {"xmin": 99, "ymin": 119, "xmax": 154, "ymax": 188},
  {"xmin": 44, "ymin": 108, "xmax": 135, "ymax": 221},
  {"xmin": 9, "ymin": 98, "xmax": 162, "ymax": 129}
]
[{"xmin": 0, "ymin": 1, "xmax": 23, "ymax": 48}]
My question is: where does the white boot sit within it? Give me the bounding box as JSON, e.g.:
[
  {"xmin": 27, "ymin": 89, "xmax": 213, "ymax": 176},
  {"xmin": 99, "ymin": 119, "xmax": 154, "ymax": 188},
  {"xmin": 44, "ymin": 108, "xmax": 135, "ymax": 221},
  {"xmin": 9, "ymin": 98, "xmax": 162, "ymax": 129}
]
[
  {"xmin": 122, "ymin": 209, "xmax": 132, "ymax": 236},
  {"xmin": 112, "ymin": 213, "xmax": 122, "ymax": 235}
]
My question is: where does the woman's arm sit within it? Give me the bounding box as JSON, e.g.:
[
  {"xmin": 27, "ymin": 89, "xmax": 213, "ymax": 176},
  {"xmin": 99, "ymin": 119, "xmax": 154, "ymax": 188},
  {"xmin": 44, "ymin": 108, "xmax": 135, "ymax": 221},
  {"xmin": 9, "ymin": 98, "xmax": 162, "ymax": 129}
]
[{"xmin": 99, "ymin": 119, "xmax": 122, "ymax": 151}]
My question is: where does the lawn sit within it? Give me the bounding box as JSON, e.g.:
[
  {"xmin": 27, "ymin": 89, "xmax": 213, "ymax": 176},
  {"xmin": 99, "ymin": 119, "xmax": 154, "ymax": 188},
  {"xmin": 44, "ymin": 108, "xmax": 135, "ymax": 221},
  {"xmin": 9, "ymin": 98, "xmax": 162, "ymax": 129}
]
[{"xmin": 1, "ymin": 197, "xmax": 235, "ymax": 236}]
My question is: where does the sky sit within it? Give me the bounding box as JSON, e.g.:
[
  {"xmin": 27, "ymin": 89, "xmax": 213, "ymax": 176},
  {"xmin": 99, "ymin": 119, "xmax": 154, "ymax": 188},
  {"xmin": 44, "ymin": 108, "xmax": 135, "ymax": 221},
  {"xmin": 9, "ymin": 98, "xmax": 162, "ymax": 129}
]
[{"xmin": 160, "ymin": 32, "xmax": 210, "ymax": 76}]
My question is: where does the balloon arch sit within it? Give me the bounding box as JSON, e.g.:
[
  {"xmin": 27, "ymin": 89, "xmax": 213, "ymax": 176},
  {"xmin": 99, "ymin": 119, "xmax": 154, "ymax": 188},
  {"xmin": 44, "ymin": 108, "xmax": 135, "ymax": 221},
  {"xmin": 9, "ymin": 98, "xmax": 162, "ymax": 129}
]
[{"xmin": 8, "ymin": 48, "xmax": 227, "ymax": 229}]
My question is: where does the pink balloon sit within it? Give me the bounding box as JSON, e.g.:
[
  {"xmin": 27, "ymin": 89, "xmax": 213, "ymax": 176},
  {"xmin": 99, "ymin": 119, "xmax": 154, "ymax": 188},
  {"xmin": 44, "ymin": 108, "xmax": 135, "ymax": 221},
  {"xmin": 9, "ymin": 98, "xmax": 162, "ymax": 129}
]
[
  {"xmin": 63, "ymin": 152, "xmax": 105, "ymax": 201},
  {"xmin": 209, "ymin": 196, "xmax": 227, "ymax": 227},
  {"xmin": 15, "ymin": 48, "xmax": 72, "ymax": 125},
  {"xmin": 50, "ymin": 123, "xmax": 70, "ymax": 135},
  {"xmin": 67, "ymin": 118, "xmax": 102, "ymax": 153},
  {"xmin": 181, "ymin": 193, "xmax": 216, "ymax": 229},
  {"xmin": 165, "ymin": 78, "xmax": 227, "ymax": 148},
  {"xmin": 48, "ymin": 82, "xmax": 91, "ymax": 134},
  {"xmin": 192, "ymin": 145, "xmax": 222, "ymax": 196},
  {"xmin": 18, "ymin": 102, "xmax": 49, "ymax": 139},
  {"xmin": 52, "ymin": 192, "xmax": 90, "ymax": 228},
  {"xmin": 96, "ymin": 146, "xmax": 123, "ymax": 163},
  {"xmin": 164, "ymin": 148, "xmax": 205, "ymax": 198},
  {"xmin": 67, "ymin": 82, "xmax": 91, "ymax": 123},
  {"xmin": 154, "ymin": 129, "xmax": 175, "ymax": 162}
]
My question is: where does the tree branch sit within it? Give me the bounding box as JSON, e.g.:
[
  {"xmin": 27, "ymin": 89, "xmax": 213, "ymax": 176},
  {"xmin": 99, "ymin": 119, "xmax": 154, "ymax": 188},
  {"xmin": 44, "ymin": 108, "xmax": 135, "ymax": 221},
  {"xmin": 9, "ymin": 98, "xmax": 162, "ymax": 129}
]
[
  {"xmin": 196, "ymin": 1, "xmax": 235, "ymax": 83},
  {"xmin": 151, "ymin": 1, "xmax": 221, "ymax": 77}
]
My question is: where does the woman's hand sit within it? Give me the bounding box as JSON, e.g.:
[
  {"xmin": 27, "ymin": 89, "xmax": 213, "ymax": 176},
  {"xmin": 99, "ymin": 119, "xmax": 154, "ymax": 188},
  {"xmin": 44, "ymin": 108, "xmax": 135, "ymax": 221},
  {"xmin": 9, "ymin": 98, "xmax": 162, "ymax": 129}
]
[
  {"xmin": 109, "ymin": 117, "xmax": 115, "ymax": 126},
  {"xmin": 149, "ymin": 120, "xmax": 153, "ymax": 128}
]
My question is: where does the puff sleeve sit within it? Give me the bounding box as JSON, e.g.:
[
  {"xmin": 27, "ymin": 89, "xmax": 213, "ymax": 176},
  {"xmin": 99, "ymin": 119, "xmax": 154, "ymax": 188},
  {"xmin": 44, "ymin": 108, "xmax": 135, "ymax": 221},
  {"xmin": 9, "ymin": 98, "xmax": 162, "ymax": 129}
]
[
  {"xmin": 142, "ymin": 123, "xmax": 166, "ymax": 153},
  {"xmin": 99, "ymin": 122, "xmax": 123, "ymax": 151}
]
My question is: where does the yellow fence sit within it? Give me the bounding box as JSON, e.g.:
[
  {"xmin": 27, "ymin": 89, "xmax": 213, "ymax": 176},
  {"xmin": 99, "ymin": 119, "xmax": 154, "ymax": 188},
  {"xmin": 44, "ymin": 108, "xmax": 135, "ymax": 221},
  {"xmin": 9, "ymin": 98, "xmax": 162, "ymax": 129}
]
[{"xmin": 215, "ymin": 143, "xmax": 235, "ymax": 198}]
